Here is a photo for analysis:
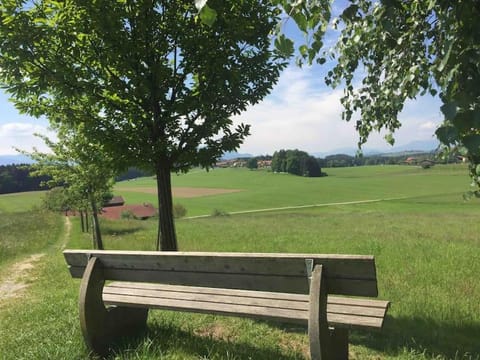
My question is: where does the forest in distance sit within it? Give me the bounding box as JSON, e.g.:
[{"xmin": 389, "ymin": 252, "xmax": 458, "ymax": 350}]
[{"xmin": 0, "ymin": 148, "xmax": 461, "ymax": 195}]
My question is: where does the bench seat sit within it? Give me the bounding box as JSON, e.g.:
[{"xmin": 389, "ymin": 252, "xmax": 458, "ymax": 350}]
[{"xmin": 104, "ymin": 282, "xmax": 389, "ymax": 330}]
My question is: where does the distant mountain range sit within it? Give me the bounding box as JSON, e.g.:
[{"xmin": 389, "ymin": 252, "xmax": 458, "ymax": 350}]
[
  {"xmin": 1, "ymin": 139, "xmax": 439, "ymax": 165},
  {"xmin": 222, "ymin": 139, "xmax": 440, "ymax": 160},
  {"xmin": 221, "ymin": 152, "xmax": 254, "ymax": 160},
  {"xmin": 312, "ymin": 139, "xmax": 440, "ymax": 158}
]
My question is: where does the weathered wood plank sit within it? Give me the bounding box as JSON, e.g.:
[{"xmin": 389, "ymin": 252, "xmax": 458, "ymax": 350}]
[
  {"xmin": 103, "ymin": 289, "xmax": 385, "ymax": 329},
  {"xmin": 64, "ymin": 249, "xmax": 375, "ymax": 261},
  {"xmin": 328, "ymin": 296, "xmax": 390, "ymax": 309},
  {"xmin": 107, "ymin": 282, "xmax": 389, "ymax": 310},
  {"xmin": 69, "ymin": 265, "xmax": 378, "ymax": 296},
  {"xmin": 102, "ymin": 293, "xmax": 308, "ymax": 323},
  {"xmin": 103, "ymin": 285, "xmax": 307, "ymax": 311},
  {"xmin": 103, "ymin": 282, "xmax": 388, "ymax": 330},
  {"xmin": 104, "ymin": 283, "xmax": 387, "ymax": 318},
  {"xmin": 107, "ymin": 282, "xmax": 309, "ymax": 301},
  {"xmin": 64, "ymin": 250, "xmax": 376, "ymax": 281},
  {"xmin": 308, "ymin": 265, "xmax": 330, "ymax": 360},
  {"xmin": 79, "ymin": 257, "xmax": 148, "ymax": 356}
]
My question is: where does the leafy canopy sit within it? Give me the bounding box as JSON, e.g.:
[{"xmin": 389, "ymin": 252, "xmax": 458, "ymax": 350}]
[
  {"xmin": 0, "ymin": 0, "xmax": 287, "ymax": 172},
  {"xmin": 324, "ymin": 0, "xmax": 480, "ymax": 195},
  {"xmin": 0, "ymin": 0, "xmax": 288, "ymax": 250}
]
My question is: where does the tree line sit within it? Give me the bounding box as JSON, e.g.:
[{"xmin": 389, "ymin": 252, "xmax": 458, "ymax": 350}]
[
  {"xmin": 271, "ymin": 149, "xmax": 324, "ymax": 177},
  {"xmin": 0, "ymin": 163, "xmax": 152, "ymax": 196},
  {"xmin": 248, "ymin": 150, "xmax": 460, "ymax": 172},
  {"xmin": 0, "ymin": 164, "xmax": 50, "ymax": 195}
]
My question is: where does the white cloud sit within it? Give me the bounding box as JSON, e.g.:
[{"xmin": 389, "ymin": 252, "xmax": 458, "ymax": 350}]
[
  {"xmin": 0, "ymin": 122, "xmax": 56, "ymax": 155},
  {"xmin": 419, "ymin": 121, "xmax": 438, "ymax": 131},
  {"xmin": 234, "ymin": 67, "xmax": 443, "ymax": 155},
  {"xmin": 234, "ymin": 67, "xmax": 355, "ymax": 154}
]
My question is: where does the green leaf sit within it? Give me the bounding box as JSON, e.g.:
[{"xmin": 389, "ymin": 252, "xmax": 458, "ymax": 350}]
[
  {"xmin": 384, "ymin": 133, "xmax": 395, "ymax": 145},
  {"xmin": 435, "ymin": 125, "xmax": 458, "ymax": 145},
  {"xmin": 274, "ymin": 34, "xmax": 294, "ymax": 58},
  {"xmin": 341, "ymin": 4, "xmax": 358, "ymax": 21},
  {"xmin": 199, "ymin": 4, "xmax": 217, "ymax": 27},
  {"xmin": 462, "ymin": 134, "xmax": 480, "ymax": 153},
  {"xmin": 437, "ymin": 39, "xmax": 453, "ymax": 73},
  {"xmin": 440, "ymin": 101, "xmax": 457, "ymax": 120},
  {"xmin": 299, "ymin": 45, "xmax": 308, "ymax": 58},
  {"xmin": 292, "ymin": 12, "xmax": 308, "ymax": 33}
]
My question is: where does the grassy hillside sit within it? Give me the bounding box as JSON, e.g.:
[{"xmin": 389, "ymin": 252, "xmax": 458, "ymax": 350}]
[
  {"xmin": 1, "ymin": 164, "xmax": 479, "ymax": 359},
  {"xmin": 0, "ymin": 211, "xmax": 63, "ymax": 267},
  {"xmin": 0, "ymin": 191, "xmax": 45, "ymax": 214},
  {"xmin": 115, "ymin": 165, "xmax": 472, "ymax": 216}
]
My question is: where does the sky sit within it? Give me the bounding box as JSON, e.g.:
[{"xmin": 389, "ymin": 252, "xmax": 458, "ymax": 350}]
[{"xmin": 0, "ymin": 1, "xmax": 443, "ymax": 157}]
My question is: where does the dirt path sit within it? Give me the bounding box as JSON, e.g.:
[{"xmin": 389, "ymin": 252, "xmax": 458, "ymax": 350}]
[
  {"xmin": 61, "ymin": 215, "xmax": 72, "ymax": 249},
  {"xmin": 0, "ymin": 216, "xmax": 71, "ymax": 305},
  {"xmin": 0, "ymin": 253, "xmax": 46, "ymax": 304}
]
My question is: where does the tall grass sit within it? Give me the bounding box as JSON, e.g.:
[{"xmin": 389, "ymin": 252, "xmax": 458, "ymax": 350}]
[
  {"xmin": 0, "ymin": 191, "xmax": 45, "ymax": 214},
  {"xmin": 0, "ymin": 211, "xmax": 63, "ymax": 267}
]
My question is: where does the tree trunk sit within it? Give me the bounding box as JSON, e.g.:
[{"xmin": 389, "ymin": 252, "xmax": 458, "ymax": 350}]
[
  {"xmin": 155, "ymin": 163, "xmax": 177, "ymax": 251},
  {"xmin": 85, "ymin": 210, "xmax": 90, "ymax": 232},
  {"xmin": 80, "ymin": 210, "xmax": 85, "ymax": 232},
  {"xmin": 90, "ymin": 197, "xmax": 104, "ymax": 250}
]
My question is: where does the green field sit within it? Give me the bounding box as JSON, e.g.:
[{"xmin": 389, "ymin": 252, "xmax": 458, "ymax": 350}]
[
  {"xmin": 116, "ymin": 165, "xmax": 473, "ymax": 217},
  {"xmin": 0, "ymin": 165, "xmax": 479, "ymax": 359},
  {"xmin": 0, "ymin": 191, "xmax": 45, "ymax": 214}
]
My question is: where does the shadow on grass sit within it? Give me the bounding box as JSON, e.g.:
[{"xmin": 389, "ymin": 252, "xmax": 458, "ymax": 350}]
[
  {"xmin": 104, "ymin": 322, "xmax": 305, "ymax": 360},
  {"xmin": 92, "ymin": 315, "xmax": 480, "ymax": 359},
  {"xmin": 266, "ymin": 315, "xmax": 480, "ymax": 359},
  {"xmin": 350, "ymin": 315, "xmax": 480, "ymax": 359}
]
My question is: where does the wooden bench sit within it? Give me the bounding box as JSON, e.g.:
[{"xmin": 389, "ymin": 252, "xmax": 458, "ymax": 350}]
[{"xmin": 63, "ymin": 250, "xmax": 389, "ymax": 359}]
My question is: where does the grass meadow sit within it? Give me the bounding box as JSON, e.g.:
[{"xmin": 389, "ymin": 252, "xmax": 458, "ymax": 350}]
[{"xmin": 0, "ymin": 164, "xmax": 479, "ymax": 359}]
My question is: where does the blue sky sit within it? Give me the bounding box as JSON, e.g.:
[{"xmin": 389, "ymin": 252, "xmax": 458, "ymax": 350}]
[{"xmin": 0, "ymin": 1, "xmax": 443, "ymax": 156}]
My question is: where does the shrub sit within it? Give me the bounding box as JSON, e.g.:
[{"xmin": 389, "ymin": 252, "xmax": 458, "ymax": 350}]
[
  {"xmin": 173, "ymin": 203, "xmax": 187, "ymax": 218},
  {"xmin": 211, "ymin": 208, "xmax": 229, "ymax": 217},
  {"xmin": 120, "ymin": 210, "xmax": 137, "ymax": 220}
]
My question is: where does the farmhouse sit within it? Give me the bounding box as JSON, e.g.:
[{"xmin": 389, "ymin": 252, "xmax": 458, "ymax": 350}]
[
  {"xmin": 103, "ymin": 196, "xmax": 125, "ymax": 207},
  {"xmin": 101, "ymin": 198, "xmax": 157, "ymax": 220}
]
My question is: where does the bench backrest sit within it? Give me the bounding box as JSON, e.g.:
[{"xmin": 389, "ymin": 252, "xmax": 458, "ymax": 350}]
[{"xmin": 63, "ymin": 250, "xmax": 378, "ymax": 297}]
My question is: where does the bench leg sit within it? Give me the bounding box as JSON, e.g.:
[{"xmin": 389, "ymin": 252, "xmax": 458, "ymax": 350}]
[
  {"xmin": 308, "ymin": 265, "xmax": 331, "ymax": 360},
  {"xmin": 79, "ymin": 257, "xmax": 148, "ymax": 356},
  {"xmin": 330, "ymin": 328, "xmax": 348, "ymax": 360}
]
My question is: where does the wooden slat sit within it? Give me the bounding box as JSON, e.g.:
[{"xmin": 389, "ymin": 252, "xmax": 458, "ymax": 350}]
[
  {"xmin": 104, "ymin": 283, "xmax": 387, "ymax": 318},
  {"xmin": 328, "ymin": 296, "xmax": 390, "ymax": 309},
  {"xmin": 63, "ymin": 250, "xmax": 376, "ymax": 280},
  {"xmin": 107, "ymin": 282, "xmax": 389, "ymax": 310},
  {"xmin": 64, "ymin": 250, "xmax": 378, "ymax": 296},
  {"xmin": 328, "ymin": 313, "xmax": 384, "ymax": 329},
  {"xmin": 107, "ymin": 282, "xmax": 309, "ymax": 301},
  {"xmin": 69, "ymin": 266, "xmax": 378, "ymax": 296},
  {"xmin": 103, "ymin": 282, "xmax": 389, "ymax": 330},
  {"xmin": 103, "ymin": 293, "xmax": 308, "ymax": 323},
  {"xmin": 104, "ymin": 285, "xmax": 308, "ymax": 311}
]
